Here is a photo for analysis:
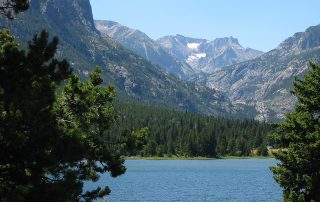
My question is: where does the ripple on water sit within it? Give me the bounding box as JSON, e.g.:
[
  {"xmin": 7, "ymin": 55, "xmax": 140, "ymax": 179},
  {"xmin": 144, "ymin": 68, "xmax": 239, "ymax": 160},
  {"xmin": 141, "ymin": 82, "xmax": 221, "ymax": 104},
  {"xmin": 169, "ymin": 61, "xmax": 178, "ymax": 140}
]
[{"xmin": 85, "ymin": 159, "xmax": 282, "ymax": 202}]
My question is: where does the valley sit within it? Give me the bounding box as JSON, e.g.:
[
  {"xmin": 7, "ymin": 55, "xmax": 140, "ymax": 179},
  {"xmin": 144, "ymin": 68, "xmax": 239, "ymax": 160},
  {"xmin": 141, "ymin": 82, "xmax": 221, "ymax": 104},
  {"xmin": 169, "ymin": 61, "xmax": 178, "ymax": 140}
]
[
  {"xmin": 1, "ymin": 0, "xmax": 320, "ymax": 201},
  {"xmin": 95, "ymin": 18, "xmax": 320, "ymax": 121},
  {"xmin": 2, "ymin": 0, "xmax": 318, "ymax": 121}
]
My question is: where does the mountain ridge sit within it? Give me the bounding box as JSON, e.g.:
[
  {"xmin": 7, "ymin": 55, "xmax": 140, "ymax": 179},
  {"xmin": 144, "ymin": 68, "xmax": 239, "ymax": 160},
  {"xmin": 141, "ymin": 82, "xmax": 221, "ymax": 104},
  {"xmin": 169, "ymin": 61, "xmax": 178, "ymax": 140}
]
[
  {"xmin": 95, "ymin": 20, "xmax": 263, "ymax": 77},
  {"xmin": 95, "ymin": 20, "xmax": 197, "ymax": 79},
  {"xmin": 3, "ymin": 0, "xmax": 317, "ymax": 121},
  {"xmin": 199, "ymin": 24, "xmax": 320, "ymax": 121},
  {"xmin": 0, "ymin": 0, "xmax": 241, "ymax": 117},
  {"xmin": 157, "ymin": 34, "xmax": 264, "ymax": 73}
]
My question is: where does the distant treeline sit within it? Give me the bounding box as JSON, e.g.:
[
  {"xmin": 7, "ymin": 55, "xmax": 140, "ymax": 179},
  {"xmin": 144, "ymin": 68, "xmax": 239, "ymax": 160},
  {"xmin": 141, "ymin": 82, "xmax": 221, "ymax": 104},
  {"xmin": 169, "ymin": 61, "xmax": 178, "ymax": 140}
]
[{"xmin": 107, "ymin": 102, "xmax": 273, "ymax": 157}]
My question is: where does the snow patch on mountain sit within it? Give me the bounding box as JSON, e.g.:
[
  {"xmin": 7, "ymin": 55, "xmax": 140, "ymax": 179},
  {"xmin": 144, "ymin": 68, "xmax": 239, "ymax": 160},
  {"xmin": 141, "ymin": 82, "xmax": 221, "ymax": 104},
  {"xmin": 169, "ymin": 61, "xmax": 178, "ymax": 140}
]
[
  {"xmin": 187, "ymin": 53, "xmax": 207, "ymax": 62},
  {"xmin": 187, "ymin": 43, "xmax": 200, "ymax": 50},
  {"xmin": 157, "ymin": 35, "xmax": 264, "ymax": 73},
  {"xmin": 95, "ymin": 20, "xmax": 198, "ymax": 79}
]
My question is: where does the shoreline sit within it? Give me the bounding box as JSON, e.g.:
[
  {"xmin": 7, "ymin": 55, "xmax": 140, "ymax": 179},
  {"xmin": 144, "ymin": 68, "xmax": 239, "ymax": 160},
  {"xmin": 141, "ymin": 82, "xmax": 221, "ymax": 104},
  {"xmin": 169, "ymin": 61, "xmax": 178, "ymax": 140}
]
[
  {"xmin": 123, "ymin": 155, "xmax": 274, "ymax": 160},
  {"xmin": 124, "ymin": 156, "xmax": 215, "ymax": 160}
]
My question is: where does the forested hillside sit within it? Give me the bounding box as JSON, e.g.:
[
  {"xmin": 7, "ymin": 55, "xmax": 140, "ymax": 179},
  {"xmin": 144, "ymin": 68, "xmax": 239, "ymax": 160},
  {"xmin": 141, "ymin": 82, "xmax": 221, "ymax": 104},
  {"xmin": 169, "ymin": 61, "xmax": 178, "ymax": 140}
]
[
  {"xmin": 108, "ymin": 102, "xmax": 273, "ymax": 157},
  {"xmin": 0, "ymin": 0, "xmax": 240, "ymax": 117}
]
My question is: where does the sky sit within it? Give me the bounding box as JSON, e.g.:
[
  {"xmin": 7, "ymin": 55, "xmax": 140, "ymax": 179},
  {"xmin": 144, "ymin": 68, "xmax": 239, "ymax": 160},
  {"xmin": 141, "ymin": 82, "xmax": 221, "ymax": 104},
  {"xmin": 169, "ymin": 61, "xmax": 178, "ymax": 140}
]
[{"xmin": 89, "ymin": 0, "xmax": 320, "ymax": 52}]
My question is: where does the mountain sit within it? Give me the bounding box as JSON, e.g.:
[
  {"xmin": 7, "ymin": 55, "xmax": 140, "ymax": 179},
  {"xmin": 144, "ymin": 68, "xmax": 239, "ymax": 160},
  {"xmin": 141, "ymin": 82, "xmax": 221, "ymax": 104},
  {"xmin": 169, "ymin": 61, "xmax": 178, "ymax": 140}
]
[
  {"xmin": 95, "ymin": 20, "xmax": 196, "ymax": 79},
  {"xmin": 157, "ymin": 35, "xmax": 263, "ymax": 73},
  {"xmin": 199, "ymin": 24, "xmax": 320, "ymax": 121},
  {"xmin": 0, "ymin": 0, "xmax": 239, "ymax": 117}
]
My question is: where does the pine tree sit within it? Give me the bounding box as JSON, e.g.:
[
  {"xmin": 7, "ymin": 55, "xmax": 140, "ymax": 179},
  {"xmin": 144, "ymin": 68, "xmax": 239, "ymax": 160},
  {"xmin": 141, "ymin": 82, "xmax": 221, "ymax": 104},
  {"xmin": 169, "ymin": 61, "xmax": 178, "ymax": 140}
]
[
  {"xmin": 0, "ymin": 30, "xmax": 126, "ymax": 201},
  {"xmin": 0, "ymin": 29, "xmax": 70, "ymax": 201},
  {"xmin": 270, "ymin": 62, "xmax": 320, "ymax": 201},
  {"xmin": 53, "ymin": 68, "xmax": 126, "ymax": 201}
]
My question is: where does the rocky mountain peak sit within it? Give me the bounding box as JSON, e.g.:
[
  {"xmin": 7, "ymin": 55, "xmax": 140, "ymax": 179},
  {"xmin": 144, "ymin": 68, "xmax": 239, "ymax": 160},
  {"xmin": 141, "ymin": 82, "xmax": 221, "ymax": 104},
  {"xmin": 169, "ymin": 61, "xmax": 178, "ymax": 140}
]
[
  {"xmin": 95, "ymin": 20, "xmax": 197, "ymax": 79},
  {"xmin": 2, "ymin": 0, "xmax": 240, "ymax": 118},
  {"xmin": 32, "ymin": 0, "xmax": 95, "ymax": 30},
  {"xmin": 201, "ymin": 23, "xmax": 320, "ymax": 121},
  {"xmin": 212, "ymin": 37, "xmax": 240, "ymax": 47},
  {"xmin": 157, "ymin": 34, "xmax": 263, "ymax": 73},
  {"xmin": 95, "ymin": 20, "xmax": 148, "ymax": 41},
  {"xmin": 277, "ymin": 24, "xmax": 320, "ymax": 55}
]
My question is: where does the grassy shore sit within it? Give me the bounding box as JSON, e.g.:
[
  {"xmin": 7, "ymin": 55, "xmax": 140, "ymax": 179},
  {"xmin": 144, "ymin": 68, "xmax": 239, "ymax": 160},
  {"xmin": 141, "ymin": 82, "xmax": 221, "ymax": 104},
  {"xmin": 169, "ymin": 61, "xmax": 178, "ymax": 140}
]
[
  {"xmin": 222, "ymin": 155, "xmax": 274, "ymax": 159},
  {"xmin": 124, "ymin": 155, "xmax": 273, "ymax": 160},
  {"xmin": 124, "ymin": 156, "xmax": 215, "ymax": 160}
]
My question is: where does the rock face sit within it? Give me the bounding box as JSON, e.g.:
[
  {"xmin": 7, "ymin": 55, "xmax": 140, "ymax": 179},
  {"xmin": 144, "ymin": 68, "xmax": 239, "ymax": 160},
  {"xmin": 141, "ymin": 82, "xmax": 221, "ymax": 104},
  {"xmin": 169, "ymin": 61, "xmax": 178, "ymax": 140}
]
[
  {"xmin": 95, "ymin": 20, "xmax": 196, "ymax": 79},
  {"xmin": 199, "ymin": 24, "xmax": 320, "ymax": 121},
  {"xmin": 276, "ymin": 25, "xmax": 320, "ymax": 56},
  {"xmin": 4, "ymin": 0, "xmax": 317, "ymax": 121},
  {"xmin": 38, "ymin": 0, "xmax": 95, "ymax": 30},
  {"xmin": 157, "ymin": 35, "xmax": 263, "ymax": 73},
  {"xmin": 0, "ymin": 0, "xmax": 239, "ymax": 117}
]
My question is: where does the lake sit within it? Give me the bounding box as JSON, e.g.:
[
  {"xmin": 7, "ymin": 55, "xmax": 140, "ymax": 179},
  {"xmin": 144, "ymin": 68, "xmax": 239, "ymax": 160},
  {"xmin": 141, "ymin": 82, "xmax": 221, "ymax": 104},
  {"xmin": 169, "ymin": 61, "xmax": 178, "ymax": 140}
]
[{"xmin": 85, "ymin": 158, "xmax": 282, "ymax": 201}]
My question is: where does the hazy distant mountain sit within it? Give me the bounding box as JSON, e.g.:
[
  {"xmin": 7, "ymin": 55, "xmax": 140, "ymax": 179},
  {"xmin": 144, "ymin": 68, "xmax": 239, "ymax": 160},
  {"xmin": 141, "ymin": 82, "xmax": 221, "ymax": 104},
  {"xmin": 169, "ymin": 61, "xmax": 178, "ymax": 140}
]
[
  {"xmin": 4, "ymin": 0, "xmax": 317, "ymax": 121},
  {"xmin": 157, "ymin": 35, "xmax": 263, "ymax": 73},
  {"xmin": 198, "ymin": 24, "xmax": 320, "ymax": 121},
  {"xmin": 0, "ymin": 0, "xmax": 239, "ymax": 116},
  {"xmin": 95, "ymin": 20, "xmax": 197, "ymax": 79}
]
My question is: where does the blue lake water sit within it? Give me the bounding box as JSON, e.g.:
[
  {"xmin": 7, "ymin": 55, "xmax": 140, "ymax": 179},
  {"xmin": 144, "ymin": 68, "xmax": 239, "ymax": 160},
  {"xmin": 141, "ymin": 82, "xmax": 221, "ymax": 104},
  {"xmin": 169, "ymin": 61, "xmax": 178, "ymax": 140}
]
[{"xmin": 85, "ymin": 158, "xmax": 282, "ymax": 201}]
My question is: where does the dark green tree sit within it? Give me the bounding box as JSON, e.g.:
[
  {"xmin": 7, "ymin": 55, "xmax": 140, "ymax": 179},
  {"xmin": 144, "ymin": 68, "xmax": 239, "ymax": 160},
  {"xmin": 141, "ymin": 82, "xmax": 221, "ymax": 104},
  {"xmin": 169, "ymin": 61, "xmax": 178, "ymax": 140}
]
[
  {"xmin": 53, "ymin": 68, "xmax": 126, "ymax": 201},
  {"xmin": 0, "ymin": 0, "xmax": 29, "ymax": 19},
  {"xmin": 0, "ymin": 29, "xmax": 71, "ymax": 201},
  {"xmin": 125, "ymin": 127, "xmax": 148, "ymax": 155},
  {"xmin": 0, "ymin": 29, "xmax": 125, "ymax": 201},
  {"xmin": 256, "ymin": 143, "xmax": 268, "ymax": 156},
  {"xmin": 270, "ymin": 62, "xmax": 320, "ymax": 201}
]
